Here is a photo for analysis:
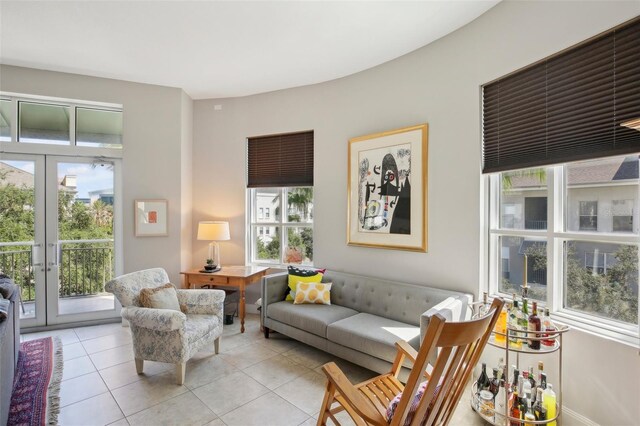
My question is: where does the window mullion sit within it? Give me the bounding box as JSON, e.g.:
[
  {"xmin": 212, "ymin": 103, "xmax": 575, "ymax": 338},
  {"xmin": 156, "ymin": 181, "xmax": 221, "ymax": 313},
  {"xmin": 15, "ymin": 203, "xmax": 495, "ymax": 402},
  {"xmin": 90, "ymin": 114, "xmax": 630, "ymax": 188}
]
[
  {"xmin": 10, "ymin": 98, "xmax": 18, "ymax": 142},
  {"xmin": 280, "ymin": 188, "xmax": 286, "ymax": 264},
  {"xmin": 70, "ymin": 105, "xmax": 77, "ymax": 147}
]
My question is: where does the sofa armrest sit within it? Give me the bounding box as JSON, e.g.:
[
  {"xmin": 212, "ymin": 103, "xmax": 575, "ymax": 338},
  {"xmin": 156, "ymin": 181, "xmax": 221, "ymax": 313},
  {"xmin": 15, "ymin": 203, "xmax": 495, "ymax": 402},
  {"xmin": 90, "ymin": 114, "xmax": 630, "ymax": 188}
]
[
  {"xmin": 122, "ymin": 306, "xmax": 186, "ymax": 331},
  {"xmin": 420, "ymin": 295, "xmax": 471, "ymax": 343},
  {"xmin": 176, "ymin": 289, "xmax": 225, "ymax": 316},
  {"xmin": 262, "ymin": 272, "xmax": 288, "ymax": 306}
]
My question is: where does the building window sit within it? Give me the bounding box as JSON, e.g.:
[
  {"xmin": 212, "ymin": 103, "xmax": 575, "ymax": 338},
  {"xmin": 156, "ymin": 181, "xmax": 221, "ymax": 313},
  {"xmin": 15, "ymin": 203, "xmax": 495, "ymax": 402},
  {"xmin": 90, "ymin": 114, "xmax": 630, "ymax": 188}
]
[
  {"xmin": 258, "ymin": 208, "xmax": 264, "ymax": 219},
  {"xmin": 248, "ymin": 187, "xmax": 313, "ymax": 266},
  {"xmin": 488, "ymin": 156, "xmax": 639, "ymax": 344},
  {"xmin": 612, "ymin": 199, "xmax": 634, "ymax": 233},
  {"xmin": 579, "ymin": 201, "xmax": 598, "ymax": 231}
]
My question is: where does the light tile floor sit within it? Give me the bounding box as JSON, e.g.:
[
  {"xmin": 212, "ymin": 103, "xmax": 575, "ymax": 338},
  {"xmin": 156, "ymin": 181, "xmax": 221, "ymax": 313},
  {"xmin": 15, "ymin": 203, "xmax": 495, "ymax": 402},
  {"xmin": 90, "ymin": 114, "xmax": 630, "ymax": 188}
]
[{"xmin": 21, "ymin": 314, "xmax": 487, "ymax": 426}]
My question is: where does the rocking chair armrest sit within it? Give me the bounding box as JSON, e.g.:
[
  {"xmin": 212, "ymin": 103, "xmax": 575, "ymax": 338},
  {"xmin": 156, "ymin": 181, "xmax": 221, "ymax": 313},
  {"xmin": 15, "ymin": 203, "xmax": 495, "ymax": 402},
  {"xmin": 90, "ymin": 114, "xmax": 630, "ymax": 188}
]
[
  {"xmin": 395, "ymin": 340, "xmax": 418, "ymax": 364},
  {"xmin": 321, "ymin": 362, "xmax": 387, "ymax": 425}
]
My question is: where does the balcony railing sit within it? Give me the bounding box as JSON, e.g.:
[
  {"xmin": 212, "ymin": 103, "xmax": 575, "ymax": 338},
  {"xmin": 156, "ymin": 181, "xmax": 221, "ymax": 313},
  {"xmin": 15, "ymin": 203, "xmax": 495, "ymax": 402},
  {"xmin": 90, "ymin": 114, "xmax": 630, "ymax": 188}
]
[{"xmin": 0, "ymin": 240, "xmax": 114, "ymax": 302}]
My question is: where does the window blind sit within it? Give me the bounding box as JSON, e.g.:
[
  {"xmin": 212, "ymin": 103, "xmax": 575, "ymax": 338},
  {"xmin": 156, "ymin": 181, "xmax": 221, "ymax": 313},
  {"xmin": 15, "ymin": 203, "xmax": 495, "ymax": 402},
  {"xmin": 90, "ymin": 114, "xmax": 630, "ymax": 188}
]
[
  {"xmin": 247, "ymin": 130, "xmax": 314, "ymax": 188},
  {"xmin": 482, "ymin": 17, "xmax": 640, "ymax": 174}
]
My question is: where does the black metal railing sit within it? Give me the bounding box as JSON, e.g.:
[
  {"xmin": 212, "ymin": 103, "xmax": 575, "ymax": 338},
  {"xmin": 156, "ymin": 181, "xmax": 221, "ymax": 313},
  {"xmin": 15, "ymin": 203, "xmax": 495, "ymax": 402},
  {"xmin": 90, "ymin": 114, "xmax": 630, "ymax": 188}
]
[{"xmin": 0, "ymin": 240, "xmax": 114, "ymax": 301}]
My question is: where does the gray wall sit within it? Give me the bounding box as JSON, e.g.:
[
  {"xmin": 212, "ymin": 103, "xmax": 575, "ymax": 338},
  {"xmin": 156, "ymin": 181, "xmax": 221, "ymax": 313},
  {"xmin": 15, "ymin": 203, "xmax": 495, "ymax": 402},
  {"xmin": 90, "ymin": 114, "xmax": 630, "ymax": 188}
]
[
  {"xmin": 0, "ymin": 65, "xmax": 192, "ymax": 284},
  {"xmin": 192, "ymin": 2, "xmax": 640, "ymax": 425}
]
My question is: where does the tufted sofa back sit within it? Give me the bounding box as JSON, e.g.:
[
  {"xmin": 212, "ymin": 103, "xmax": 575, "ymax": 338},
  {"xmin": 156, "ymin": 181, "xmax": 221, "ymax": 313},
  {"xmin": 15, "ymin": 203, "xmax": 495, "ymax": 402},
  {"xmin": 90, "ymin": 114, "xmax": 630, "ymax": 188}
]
[{"xmin": 323, "ymin": 270, "xmax": 470, "ymax": 326}]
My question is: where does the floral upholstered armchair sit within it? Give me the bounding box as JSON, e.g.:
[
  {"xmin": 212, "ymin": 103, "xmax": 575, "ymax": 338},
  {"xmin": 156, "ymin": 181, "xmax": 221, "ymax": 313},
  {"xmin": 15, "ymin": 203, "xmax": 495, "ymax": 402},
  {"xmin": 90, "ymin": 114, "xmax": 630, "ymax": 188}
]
[{"xmin": 105, "ymin": 268, "xmax": 224, "ymax": 385}]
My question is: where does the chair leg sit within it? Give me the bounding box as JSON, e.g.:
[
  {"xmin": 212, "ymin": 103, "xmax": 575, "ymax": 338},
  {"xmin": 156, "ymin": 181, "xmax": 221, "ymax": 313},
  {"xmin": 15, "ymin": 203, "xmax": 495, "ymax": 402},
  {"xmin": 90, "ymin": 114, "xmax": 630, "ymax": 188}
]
[
  {"xmin": 176, "ymin": 362, "xmax": 186, "ymax": 385},
  {"xmin": 317, "ymin": 381, "xmax": 337, "ymax": 426},
  {"xmin": 135, "ymin": 358, "xmax": 144, "ymax": 374},
  {"xmin": 214, "ymin": 336, "xmax": 221, "ymax": 354}
]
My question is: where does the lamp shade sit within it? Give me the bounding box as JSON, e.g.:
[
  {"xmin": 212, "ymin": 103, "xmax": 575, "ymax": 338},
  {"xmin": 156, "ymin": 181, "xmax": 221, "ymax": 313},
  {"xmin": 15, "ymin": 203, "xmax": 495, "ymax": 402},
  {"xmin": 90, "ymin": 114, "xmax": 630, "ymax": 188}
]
[{"xmin": 197, "ymin": 221, "xmax": 230, "ymax": 241}]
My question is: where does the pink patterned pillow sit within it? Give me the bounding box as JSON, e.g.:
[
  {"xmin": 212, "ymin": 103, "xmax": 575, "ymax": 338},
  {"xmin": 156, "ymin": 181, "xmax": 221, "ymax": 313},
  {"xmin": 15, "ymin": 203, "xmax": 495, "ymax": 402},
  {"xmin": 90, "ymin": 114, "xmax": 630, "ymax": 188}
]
[{"xmin": 385, "ymin": 381, "xmax": 441, "ymax": 426}]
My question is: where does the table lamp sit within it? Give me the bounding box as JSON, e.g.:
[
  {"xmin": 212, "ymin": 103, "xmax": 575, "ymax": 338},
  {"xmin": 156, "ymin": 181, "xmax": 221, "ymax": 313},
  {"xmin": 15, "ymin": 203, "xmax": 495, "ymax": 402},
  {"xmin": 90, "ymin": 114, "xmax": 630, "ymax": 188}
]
[{"xmin": 197, "ymin": 221, "xmax": 230, "ymax": 272}]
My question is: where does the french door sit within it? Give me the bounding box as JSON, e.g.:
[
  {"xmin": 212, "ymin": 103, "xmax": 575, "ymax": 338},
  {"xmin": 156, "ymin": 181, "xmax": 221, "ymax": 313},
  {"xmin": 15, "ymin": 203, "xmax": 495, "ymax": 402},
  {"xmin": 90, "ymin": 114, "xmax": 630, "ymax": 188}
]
[{"xmin": 0, "ymin": 153, "xmax": 122, "ymax": 328}]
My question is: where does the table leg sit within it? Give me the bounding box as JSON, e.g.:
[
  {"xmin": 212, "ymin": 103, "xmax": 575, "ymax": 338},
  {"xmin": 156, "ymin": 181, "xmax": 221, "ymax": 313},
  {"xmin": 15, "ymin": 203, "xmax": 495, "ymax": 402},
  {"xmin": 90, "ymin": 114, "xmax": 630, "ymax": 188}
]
[{"xmin": 240, "ymin": 284, "xmax": 246, "ymax": 333}]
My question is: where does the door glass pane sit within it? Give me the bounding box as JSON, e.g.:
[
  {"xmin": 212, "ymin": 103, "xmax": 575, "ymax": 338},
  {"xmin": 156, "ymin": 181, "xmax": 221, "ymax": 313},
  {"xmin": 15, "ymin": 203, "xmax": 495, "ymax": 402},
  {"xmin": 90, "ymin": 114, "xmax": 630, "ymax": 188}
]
[
  {"xmin": 567, "ymin": 156, "xmax": 639, "ymax": 234},
  {"xmin": 253, "ymin": 225, "xmax": 280, "ymax": 263},
  {"xmin": 500, "ymin": 168, "xmax": 547, "ymax": 230},
  {"xmin": 499, "ymin": 236, "xmax": 547, "ymax": 303},
  {"xmin": 0, "ymin": 160, "xmax": 37, "ymax": 319},
  {"xmin": 565, "ymin": 241, "xmax": 638, "ymax": 324},
  {"xmin": 19, "ymin": 102, "xmax": 70, "ymax": 145},
  {"xmin": 0, "ymin": 100, "xmax": 10, "ymax": 141},
  {"xmin": 76, "ymin": 108, "xmax": 123, "ymax": 147},
  {"xmin": 285, "ymin": 187, "xmax": 313, "ymax": 223},
  {"xmin": 57, "ymin": 161, "xmax": 115, "ymax": 315}
]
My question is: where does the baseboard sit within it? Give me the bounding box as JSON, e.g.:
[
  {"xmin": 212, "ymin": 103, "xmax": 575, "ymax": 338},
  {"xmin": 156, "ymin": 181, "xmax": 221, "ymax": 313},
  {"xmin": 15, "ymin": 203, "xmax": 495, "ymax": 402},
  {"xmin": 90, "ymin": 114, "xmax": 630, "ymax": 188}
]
[{"xmin": 562, "ymin": 406, "xmax": 600, "ymax": 426}]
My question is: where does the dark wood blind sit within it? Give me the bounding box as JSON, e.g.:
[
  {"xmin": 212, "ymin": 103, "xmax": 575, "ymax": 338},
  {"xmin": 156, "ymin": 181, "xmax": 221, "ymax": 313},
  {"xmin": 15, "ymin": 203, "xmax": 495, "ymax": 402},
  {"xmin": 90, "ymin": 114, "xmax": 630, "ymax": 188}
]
[
  {"xmin": 247, "ymin": 130, "xmax": 314, "ymax": 187},
  {"xmin": 483, "ymin": 17, "xmax": 640, "ymax": 173}
]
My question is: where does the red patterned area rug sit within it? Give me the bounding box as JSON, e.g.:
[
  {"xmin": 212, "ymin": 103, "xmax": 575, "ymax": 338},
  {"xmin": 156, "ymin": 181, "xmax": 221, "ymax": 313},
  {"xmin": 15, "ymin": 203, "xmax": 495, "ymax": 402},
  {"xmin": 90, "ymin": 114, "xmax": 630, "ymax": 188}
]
[{"xmin": 8, "ymin": 336, "xmax": 63, "ymax": 426}]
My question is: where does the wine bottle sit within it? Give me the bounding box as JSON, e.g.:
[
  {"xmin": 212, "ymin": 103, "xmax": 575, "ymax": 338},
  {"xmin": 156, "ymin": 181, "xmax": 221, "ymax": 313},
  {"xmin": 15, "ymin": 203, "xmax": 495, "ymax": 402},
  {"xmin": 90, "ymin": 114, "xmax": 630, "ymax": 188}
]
[
  {"xmin": 542, "ymin": 307, "xmax": 557, "ymax": 347},
  {"xmin": 528, "ymin": 302, "xmax": 541, "ymax": 350},
  {"xmin": 496, "ymin": 379, "xmax": 507, "ymax": 417},
  {"xmin": 490, "ymin": 367, "xmax": 500, "ymax": 396},
  {"xmin": 533, "ymin": 388, "xmax": 547, "ymax": 421},
  {"xmin": 528, "ymin": 366, "xmax": 537, "ymax": 398},
  {"xmin": 509, "ymin": 301, "xmax": 522, "ymax": 349},
  {"xmin": 509, "ymin": 391, "xmax": 521, "ymax": 426},
  {"xmin": 522, "ymin": 371, "xmax": 532, "ymax": 405},
  {"xmin": 518, "ymin": 299, "xmax": 529, "ymax": 346},
  {"xmin": 477, "ymin": 362, "xmax": 490, "ymax": 393}
]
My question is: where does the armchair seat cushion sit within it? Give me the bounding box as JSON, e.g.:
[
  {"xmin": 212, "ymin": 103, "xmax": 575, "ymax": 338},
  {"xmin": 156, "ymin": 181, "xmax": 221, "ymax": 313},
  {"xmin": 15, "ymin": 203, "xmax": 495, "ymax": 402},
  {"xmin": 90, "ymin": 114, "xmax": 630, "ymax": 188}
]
[
  {"xmin": 268, "ymin": 301, "xmax": 358, "ymax": 338},
  {"xmin": 185, "ymin": 314, "xmax": 222, "ymax": 345},
  {"xmin": 327, "ymin": 313, "xmax": 421, "ymax": 363}
]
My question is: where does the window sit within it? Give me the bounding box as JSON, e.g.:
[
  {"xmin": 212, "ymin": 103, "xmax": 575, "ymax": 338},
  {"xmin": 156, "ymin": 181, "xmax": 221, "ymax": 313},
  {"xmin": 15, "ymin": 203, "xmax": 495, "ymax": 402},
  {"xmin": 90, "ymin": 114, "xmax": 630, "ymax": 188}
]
[
  {"xmin": 248, "ymin": 187, "xmax": 313, "ymax": 265},
  {"xmin": 0, "ymin": 96, "xmax": 122, "ymax": 148},
  {"xmin": 246, "ymin": 130, "xmax": 314, "ymax": 266},
  {"xmin": 578, "ymin": 201, "xmax": 598, "ymax": 231},
  {"xmin": 488, "ymin": 157, "xmax": 639, "ymax": 345}
]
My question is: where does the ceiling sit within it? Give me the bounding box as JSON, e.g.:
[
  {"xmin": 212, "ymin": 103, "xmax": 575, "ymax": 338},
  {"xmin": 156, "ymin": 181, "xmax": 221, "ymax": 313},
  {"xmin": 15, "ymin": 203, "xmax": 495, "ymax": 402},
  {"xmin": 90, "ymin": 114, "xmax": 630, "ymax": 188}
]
[{"xmin": 0, "ymin": 1, "xmax": 499, "ymax": 99}]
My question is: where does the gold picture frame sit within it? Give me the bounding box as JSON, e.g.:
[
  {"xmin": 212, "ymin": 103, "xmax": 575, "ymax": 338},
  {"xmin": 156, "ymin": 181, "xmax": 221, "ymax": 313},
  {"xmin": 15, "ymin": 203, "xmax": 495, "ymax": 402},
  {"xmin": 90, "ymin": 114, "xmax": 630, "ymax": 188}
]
[{"xmin": 347, "ymin": 124, "xmax": 428, "ymax": 252}]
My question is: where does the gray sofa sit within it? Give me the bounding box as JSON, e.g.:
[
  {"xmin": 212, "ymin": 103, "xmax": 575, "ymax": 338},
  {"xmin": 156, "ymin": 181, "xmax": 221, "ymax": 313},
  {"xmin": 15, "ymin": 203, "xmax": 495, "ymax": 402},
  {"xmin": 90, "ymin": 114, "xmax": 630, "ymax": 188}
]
[
  {"xmin": 0, "ymin": 277, "xmax": 21, "ymax": 425},
  {"xmin": 261, "ymin": 270, "xmax": 472, "ymax": 375}
]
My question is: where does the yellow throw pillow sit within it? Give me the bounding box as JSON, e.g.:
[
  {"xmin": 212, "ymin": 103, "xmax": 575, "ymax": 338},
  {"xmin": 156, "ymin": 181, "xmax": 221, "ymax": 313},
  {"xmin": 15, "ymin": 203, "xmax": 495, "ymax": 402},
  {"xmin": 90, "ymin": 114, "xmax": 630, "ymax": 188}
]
[
  {"xmin": 287, "ymin": 266, "xmax": 325, "ymax": 301},
  {"xmin": 293, "ymin": 282, "xmax": 332, "ymax": 305}
]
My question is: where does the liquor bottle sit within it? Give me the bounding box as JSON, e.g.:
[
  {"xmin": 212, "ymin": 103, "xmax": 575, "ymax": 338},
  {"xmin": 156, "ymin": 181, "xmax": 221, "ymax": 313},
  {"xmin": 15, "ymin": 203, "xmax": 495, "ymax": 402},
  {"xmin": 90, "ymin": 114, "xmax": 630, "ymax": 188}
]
[
  {"xmin": 543, "ymin": 384, "xmax": 557, "ymax": 426},
  {"xmin": 542, "ymin": 307, "xmax": 557, "ymax": 347},
  {"xmin": 511, "ymin": 366, "xmax": 519, "ymax": 395},
  {"xmin": 494, "ymin": 303, "xmax": 508, "ymax": 344},
  {"xmin": 539, "ymin": 372, "xmax": 547, "ymax": 391},
  {"xmin": 528, "ymin": 366, "xmax": 537, "ymax": 397},
  {"xmin": 533, "ymin": 388, "xmax": 547, "ymax": 421},
  {"xmin": 477, "ymin": 362, "xmax": 490, "ymax": 393},
  {"xmin": 537, "ymin": 362, "xmax": 544, "ymax": 386},
  {"xmin": 509, "ymin": 301, "xmax": 522, "ymax": 349},
  {"xmin": 490, "ymin": 368, "xmax": 500, "ymax": 396},
  {"xmin": 509, "ymin": 391, "xmax": 521, "ymax": 426},
  {"xmin": 528, "ymin": 302, "xmax": 541, "ymax": 350},
  {"xmin": 496, "ymin": 379, "xmax": 507, "ymax": 418},
  {"xmin": 498, "ymin": 357, "xmax": 506, "ymax": 383},
  {"xmin": 522, "ymin": 371, "xmax": 532, "ymax": 405},
  {"xmin": 518, "ymin": 299, "xmax": 529, "ymax": 346},
  {"xmin": 524, "ymin": 400, "xmax": 536, "ymax": 425}
]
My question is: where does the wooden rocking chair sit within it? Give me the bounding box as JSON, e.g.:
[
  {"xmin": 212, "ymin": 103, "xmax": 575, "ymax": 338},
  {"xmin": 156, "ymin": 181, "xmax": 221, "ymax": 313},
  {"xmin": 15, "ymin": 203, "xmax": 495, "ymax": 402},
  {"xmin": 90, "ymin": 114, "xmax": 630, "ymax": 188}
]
[{"xmin": 317, "ymin": 297, "xmax": 504, "ymax": 426}]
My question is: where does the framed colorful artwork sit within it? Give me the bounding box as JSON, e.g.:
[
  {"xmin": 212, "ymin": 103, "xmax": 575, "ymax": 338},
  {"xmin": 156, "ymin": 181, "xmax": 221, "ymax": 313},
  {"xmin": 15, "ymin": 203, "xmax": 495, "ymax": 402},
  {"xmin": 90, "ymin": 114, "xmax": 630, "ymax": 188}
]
[
  {"xmin": 347, "ymin": 123, "xmax": 428, "ymax": 252},
  {"xmin": 135, "ymin": 199, "xmax": 168, "ymax": 237}
]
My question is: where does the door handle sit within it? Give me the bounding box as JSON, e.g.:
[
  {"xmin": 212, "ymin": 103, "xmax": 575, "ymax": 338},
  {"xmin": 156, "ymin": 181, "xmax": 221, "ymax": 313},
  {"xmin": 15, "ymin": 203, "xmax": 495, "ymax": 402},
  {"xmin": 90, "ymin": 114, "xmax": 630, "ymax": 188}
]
[
  {"xmin": 48, "ymin": 243, "xmax": 59, "ymax": 267},
  {"xmin": 31, "ymin": 243, "xmax": 44, "ymax": 269}
]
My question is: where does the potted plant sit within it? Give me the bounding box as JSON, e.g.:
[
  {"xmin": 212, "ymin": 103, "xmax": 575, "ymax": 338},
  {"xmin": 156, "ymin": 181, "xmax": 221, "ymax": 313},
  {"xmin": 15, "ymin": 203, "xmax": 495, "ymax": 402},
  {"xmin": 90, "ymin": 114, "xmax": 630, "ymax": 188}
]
[{"xmin": 204, "ymin": 258, "xmax": 216, "ymax": 272}]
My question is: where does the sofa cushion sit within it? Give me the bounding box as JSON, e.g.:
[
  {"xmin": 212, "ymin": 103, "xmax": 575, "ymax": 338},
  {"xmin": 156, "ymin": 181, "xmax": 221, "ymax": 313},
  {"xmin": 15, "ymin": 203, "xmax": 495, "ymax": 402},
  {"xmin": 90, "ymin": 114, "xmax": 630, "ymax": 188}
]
[
  {"xmin": 294, "ymin": 282, "xmax": 332, "ymax": 305},
  {"xmin": 268, "ymin": 301, "xmax": 358, "ymax": 338},
  {"xmin": 287, "ymin": 266, "xmax": 325, "ymax": 301},
  {"xmin": 327, "ymin": 313, "xmax": 421, "ymax": 363}
]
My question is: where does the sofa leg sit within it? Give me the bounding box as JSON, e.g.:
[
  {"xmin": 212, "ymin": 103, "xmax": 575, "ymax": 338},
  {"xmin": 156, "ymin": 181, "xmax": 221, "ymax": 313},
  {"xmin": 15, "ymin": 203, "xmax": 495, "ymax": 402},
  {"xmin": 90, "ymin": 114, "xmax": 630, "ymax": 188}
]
[
  {"xmin": 176, "ymin": 362, "xmax": 186, "ymax": 385},
  {"xmin": 135, "ymin": 358, "xmax": 144, "ymax": 374},
  {"xmin": 214, "ymin": 336, "xmax": 221, "ymax": 354},
  {"xmin": 264, "ymin": 326, "xmax": 270, "ymax": 339}
]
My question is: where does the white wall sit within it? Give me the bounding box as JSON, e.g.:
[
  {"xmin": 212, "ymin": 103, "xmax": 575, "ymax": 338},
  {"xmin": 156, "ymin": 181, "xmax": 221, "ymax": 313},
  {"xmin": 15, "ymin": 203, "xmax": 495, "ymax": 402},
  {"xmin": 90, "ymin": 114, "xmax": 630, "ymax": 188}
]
[
  {"xmin": 192, "ymin": 2, "xmax": 640, "ymax": 424},
  {"xmin": 0, "ymin": 65, "xmax": 191, "ymax": 284},
  {"xmin": 181, "ymin": 91, "xmax": 194, "ymax": 273}
]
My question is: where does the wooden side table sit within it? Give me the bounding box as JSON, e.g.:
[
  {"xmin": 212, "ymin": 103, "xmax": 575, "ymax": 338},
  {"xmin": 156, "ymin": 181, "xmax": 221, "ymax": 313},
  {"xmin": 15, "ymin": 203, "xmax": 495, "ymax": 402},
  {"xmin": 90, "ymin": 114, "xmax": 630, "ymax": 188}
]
[{"xmin": 181, "ymin": 266, "xmax": 268, "ymax": 333}]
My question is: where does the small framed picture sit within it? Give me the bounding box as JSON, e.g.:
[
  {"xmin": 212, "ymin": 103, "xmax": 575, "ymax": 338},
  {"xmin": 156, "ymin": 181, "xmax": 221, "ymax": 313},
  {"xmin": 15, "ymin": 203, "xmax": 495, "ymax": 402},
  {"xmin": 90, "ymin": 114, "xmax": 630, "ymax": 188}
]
[{"xmin": 135, "ymin": 199, "xmax": 168, "ymax": 237}]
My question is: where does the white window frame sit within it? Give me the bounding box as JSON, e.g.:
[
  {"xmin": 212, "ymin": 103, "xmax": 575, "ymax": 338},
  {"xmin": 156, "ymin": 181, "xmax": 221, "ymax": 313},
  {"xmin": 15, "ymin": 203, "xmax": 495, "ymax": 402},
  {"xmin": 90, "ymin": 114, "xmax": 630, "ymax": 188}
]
[
  {"xmin": 246, "ymin": 187, "xmax": 313, "ymax": 267},
  {"xmin": 485, "ymin": 164, "xmax": 640, "ymax": 348},
  {"xmin": 0, "ymin": 92, "xmax": 123, "ymax": 158}
]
